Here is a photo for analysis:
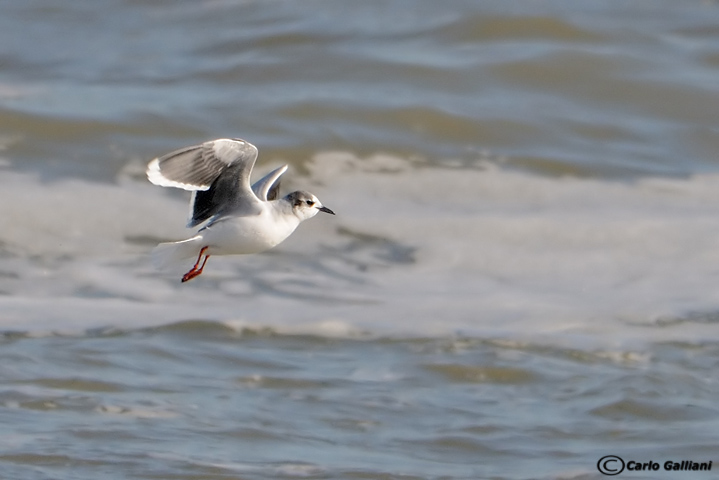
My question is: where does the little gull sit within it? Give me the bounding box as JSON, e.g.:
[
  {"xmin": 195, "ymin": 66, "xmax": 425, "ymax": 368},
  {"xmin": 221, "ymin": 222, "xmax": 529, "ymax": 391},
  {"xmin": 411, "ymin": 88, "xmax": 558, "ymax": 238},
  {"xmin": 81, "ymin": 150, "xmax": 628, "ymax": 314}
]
[{"xmin": 147, "ymin": 138, "xmax": 334, "ymax": 282}]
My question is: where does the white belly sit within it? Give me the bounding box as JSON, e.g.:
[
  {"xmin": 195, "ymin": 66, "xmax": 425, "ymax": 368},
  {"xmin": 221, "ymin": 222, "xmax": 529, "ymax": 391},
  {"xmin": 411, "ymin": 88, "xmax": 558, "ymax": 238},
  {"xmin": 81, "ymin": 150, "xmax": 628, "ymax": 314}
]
[{"xmin": 199, "ymin": 211, "xmax": 300, "ymax": 256}]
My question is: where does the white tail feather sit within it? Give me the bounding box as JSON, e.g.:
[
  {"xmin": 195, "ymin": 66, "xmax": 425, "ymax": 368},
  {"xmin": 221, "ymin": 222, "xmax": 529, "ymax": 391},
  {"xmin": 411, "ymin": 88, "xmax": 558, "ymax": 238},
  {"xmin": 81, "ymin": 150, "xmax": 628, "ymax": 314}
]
[{"xmin": 151, "ymin": 235, "xmax": 204, "ymax": 271}]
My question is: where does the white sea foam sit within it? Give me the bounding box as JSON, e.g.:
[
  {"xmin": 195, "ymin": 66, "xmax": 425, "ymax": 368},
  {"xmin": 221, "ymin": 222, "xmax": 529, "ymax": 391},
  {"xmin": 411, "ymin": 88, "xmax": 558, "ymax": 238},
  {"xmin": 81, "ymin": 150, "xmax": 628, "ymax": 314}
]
[{"xmin": 3, "ymin": 154, "xmax": 719, "ymax": 348}]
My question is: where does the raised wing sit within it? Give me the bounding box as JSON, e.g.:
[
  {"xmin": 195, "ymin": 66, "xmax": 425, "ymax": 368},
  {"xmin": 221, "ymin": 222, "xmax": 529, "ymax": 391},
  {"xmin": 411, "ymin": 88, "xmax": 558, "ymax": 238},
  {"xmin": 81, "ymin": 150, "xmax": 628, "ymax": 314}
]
[
  {"xmin": 146, "ymin": 138, "xmax": 264, "ymax": 227},
  {"xmin": 147, "ymin": 138, "xmax": 259, "ymax": 191},
  {"xmin": 251, "ymin": 165, "xmax": 287, "ymax": 202}
]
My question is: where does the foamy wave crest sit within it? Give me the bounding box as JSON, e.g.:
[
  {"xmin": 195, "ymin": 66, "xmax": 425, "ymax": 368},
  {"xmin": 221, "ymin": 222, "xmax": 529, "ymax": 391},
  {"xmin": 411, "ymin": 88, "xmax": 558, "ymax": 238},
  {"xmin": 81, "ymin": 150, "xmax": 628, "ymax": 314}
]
[{"xmin": 2, "ymin": 154, "xmax": 719, "ymax": 348}]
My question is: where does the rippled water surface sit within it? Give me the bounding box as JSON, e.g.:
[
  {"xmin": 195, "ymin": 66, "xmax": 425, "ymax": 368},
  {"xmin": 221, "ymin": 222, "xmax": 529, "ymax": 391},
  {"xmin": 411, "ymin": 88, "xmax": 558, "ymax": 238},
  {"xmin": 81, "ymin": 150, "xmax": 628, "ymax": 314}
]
[
  {"xmin": 2, "ymin": 328, "xmax": 717, "ymax": 480},
  {"xmin": 2, "ymin": 1, "xmax": 719, "ymax": 479}
]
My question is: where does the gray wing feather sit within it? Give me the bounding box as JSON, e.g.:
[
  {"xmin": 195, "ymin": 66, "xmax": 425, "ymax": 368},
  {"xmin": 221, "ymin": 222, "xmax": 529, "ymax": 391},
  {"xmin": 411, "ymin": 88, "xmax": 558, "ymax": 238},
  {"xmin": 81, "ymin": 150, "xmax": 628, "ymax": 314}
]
[
  {"xmin": 145, "ymin": 138, "xmax": 263, "ymax": 227},
  {"xmin": 251, "ymin": 165, "xmax": 287, "ymax": 202},
  {"xmin": 147, "ymin": 138, "xmax": 259, "ymax": 191}
]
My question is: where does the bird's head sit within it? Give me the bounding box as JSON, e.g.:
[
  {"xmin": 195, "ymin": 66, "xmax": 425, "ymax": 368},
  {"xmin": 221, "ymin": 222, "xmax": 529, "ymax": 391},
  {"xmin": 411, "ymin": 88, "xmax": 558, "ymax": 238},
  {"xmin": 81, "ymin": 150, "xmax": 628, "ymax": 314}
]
[{"xmin": 285, "ymin": 191, "xmax": 335, "ymax": 221}]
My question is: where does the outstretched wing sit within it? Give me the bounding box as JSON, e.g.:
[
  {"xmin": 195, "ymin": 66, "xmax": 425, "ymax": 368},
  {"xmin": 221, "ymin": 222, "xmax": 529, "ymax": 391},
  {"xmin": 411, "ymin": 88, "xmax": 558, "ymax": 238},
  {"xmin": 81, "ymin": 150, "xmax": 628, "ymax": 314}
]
[
  {"xmin": 146, "ymin": 138, "xmax": 263, "ymax": 227},
  {"xmin": 147, "ymin": 138, "xmax": 258, "ymax": 191},
  {"xmin": 251, "ymin": 165, "xmax": 287, "ymax": 202}
]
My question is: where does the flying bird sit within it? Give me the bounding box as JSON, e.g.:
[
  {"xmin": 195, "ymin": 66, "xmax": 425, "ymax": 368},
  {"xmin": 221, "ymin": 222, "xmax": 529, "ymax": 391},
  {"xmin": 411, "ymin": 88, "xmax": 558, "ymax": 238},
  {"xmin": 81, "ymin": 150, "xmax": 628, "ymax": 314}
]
[{"xmin": 147, "ymin": 138, "xmax": 334, "ymax": 282}]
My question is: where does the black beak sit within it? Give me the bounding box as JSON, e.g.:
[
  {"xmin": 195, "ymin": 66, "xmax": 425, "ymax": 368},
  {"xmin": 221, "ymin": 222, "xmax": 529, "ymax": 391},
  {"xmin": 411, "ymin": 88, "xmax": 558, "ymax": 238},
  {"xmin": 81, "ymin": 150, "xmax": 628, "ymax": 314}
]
[{"xmin": 318, "ymin": 205, "xmax": 335, "ymax": 215}]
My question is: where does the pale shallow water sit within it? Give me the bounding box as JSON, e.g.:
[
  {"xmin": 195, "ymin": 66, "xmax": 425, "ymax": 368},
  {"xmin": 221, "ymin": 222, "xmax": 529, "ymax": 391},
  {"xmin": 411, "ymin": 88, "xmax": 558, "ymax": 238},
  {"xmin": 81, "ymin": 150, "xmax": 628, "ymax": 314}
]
[{"xmin": 2, "ymin": 1, "xmax": 719, "ymax": 479}]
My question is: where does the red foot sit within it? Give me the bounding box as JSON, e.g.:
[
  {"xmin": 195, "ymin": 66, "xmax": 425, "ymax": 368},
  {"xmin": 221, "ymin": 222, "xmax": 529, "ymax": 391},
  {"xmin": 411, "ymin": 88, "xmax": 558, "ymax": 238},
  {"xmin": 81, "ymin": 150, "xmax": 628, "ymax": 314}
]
[{"xmin": 181, "ymin": 246, "xmax": 210, "ymax": 283}]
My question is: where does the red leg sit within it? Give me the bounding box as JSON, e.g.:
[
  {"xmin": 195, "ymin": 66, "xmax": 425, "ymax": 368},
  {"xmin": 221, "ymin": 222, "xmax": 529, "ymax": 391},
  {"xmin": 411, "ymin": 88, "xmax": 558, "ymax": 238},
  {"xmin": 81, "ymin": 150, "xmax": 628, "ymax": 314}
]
[
  {"xmin": 196, "ymin": 253, "xmax": 210, "ymax": 274},
  {"xmin": 181, "ymin": 246, "xmax": 210, "ymax": 283},
  {"xmin": 191, "ymin": 246, "xmax": 208, "ymax": 270}
]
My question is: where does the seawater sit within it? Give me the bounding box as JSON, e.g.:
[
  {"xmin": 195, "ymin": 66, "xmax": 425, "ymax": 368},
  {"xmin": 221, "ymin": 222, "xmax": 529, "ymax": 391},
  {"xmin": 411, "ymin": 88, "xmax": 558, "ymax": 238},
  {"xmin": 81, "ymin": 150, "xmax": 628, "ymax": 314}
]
[{"xmin": 1, "ymin": 1, "xmax": 719, "ymax": 479}]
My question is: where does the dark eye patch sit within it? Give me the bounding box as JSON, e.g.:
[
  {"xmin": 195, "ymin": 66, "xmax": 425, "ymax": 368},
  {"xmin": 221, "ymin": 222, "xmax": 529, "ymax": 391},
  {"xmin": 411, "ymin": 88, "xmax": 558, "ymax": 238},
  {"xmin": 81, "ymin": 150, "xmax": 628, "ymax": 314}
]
[{"xmin": 306, "ymin": 200, "xmax": 315, "ymax": 206}]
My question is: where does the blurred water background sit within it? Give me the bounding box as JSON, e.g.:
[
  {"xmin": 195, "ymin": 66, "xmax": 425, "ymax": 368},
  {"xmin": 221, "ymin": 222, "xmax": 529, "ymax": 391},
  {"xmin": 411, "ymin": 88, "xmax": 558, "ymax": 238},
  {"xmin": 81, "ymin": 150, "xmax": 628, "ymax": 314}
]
[{"xmin": 2, "ymin": 1, "xmax": 719, "ymax": 479}]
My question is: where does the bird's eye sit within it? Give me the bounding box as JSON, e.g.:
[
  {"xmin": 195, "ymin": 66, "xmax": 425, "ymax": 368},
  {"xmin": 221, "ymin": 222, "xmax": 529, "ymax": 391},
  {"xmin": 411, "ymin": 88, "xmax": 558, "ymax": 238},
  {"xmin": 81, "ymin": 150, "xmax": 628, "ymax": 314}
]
[{"xmin": 306, "ymin": 200, "xmax": 315, "ymax": 206}]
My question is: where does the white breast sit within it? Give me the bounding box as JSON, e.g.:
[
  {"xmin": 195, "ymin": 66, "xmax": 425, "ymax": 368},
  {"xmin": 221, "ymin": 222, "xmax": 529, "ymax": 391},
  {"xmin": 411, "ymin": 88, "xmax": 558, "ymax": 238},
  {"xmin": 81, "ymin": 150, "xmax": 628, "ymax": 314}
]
[{"xmin": 199, "ymin": 208, "xmax": 301, "ymax": 256}]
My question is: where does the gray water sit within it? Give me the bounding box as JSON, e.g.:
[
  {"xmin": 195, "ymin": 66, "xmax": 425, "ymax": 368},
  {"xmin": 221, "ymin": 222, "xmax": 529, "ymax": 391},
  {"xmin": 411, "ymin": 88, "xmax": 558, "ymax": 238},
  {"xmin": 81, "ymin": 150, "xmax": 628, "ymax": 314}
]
[{"xmin": 2, "ymin": 1, "xmax": 719, "ymax": 479}]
